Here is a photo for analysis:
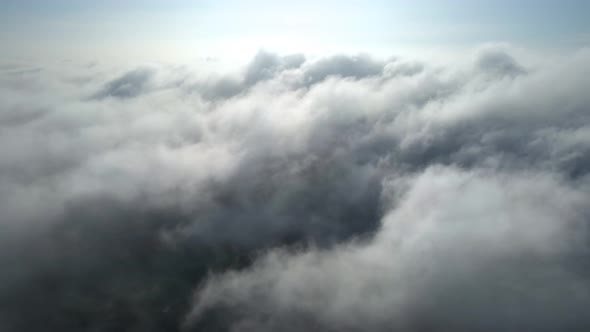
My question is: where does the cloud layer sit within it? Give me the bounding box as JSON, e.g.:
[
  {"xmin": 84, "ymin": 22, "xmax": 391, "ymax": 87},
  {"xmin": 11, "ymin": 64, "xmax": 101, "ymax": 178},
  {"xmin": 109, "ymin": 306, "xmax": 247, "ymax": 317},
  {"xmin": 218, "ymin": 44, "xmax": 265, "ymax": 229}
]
[{"xmin": 1, "ymin": 46, "xmax": 590, "ymax": 332}]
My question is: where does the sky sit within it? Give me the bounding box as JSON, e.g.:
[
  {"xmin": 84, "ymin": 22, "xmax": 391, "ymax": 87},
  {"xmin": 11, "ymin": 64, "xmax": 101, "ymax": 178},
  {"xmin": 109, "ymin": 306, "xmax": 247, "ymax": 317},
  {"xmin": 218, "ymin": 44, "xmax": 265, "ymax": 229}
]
[{"xmin": 1, "ymin": 0, "xmax": 589, "ymax": 61}]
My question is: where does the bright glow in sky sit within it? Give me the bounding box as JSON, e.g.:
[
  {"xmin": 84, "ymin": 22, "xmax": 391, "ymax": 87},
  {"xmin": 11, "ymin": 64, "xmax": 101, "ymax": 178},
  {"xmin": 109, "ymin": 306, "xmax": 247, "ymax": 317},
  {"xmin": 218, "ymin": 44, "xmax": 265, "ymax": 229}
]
[{"xmin": 1, "ymin": 0, "xmax": 589, "ymax": 61}]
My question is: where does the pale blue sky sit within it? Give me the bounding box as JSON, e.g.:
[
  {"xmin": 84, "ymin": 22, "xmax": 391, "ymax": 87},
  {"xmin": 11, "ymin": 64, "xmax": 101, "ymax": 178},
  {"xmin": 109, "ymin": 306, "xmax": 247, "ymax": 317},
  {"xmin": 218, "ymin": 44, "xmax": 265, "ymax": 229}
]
[{"xmin": 1, "ymin": 0, "xmax": 589, "ymax": 61}]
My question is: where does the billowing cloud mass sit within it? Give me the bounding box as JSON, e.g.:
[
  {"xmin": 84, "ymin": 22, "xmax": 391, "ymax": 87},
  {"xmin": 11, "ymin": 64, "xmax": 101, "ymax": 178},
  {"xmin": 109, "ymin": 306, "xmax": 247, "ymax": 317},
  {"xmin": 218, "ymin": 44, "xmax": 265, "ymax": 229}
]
[{"xmin": 1, "ymin": 46, "xmax": 590, "ymax": 332}]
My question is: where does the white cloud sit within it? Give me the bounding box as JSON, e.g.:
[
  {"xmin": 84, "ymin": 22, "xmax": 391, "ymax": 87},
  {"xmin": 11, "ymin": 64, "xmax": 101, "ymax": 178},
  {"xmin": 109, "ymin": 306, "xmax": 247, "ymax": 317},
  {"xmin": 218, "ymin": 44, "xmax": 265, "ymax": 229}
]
[{"xmin": 1, "ymin": 45, "xmax": 589, "ymax": 331}]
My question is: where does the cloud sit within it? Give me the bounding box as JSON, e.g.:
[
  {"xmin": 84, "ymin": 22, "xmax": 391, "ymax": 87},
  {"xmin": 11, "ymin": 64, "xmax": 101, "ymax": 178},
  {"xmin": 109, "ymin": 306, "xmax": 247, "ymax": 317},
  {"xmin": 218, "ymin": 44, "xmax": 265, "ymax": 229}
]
[
  {"xmin": 93, "ymin": 67, "xmax": 156, "ymax": 99},
  {"xmin": 302, "ymin": 53, "xmax": 386, "ymax": 86},
  {"xmin": 0, "ymin": 46, "xmax": 589, "ymax": 331},
  {"xmin": 187, "ymin": 167, "xmax": 590, "ymax": 332},
  {"xmin": 474, "ymin": 46, "xmax": 526, "ymax": 77},
  {"xmin": 244, "ymin": 50, "xmax": 305, "ymax": 86},
  {"xmin": 196, "ymin": 50, "xmax": 306, "ymax": 100}
]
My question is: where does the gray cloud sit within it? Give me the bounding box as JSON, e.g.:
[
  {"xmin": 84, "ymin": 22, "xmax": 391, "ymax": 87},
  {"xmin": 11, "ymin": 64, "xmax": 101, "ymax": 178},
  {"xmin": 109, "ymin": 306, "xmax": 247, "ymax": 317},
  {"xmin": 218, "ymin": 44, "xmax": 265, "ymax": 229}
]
[
  {"xmin": 188, "ymin": 167, "xmax": 590, "ymax": 331},
  {"xmin": 244, "ymin": 50, "xmax": 305, "ymax": 86},
  {"xmin": 475, "ymin": 48, "xmax": 526, "ymax": 77},
  {"xmin": 93, "ymin": 67, "xmax": 156, "ymax": 99},
  {"xmin": 302, "ymin": 54, "xmax": 385, "ymax": 86},
  {"xmin": 0, "ymin": 46, "xmax": 589, "ymax": 331},
  {"xmin": 196, "ymin": 50, "xmax": 306, "ymax": 100}
]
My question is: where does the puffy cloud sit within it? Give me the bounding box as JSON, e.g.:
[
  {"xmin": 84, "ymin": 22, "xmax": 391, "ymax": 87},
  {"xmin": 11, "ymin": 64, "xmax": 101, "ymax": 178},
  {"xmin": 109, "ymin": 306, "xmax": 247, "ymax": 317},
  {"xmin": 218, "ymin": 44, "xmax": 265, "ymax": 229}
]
[
  {"xmin": 301, "ymin": 54, "xmax": 386, "ymax": 86},
  {"xmin": 188, "ymin": 167, "xmax": 590, "ymax": 331},
  {"xmin": 196, "ymin": 50, "xmax": 306, "ymax": 100},
  {"xmin": 0, "ymin": 47, "xmax": 589, "ymax": 331},
  {"xmin": 244, "ymin": 50, "xmax": 305, "ymax": 86}
]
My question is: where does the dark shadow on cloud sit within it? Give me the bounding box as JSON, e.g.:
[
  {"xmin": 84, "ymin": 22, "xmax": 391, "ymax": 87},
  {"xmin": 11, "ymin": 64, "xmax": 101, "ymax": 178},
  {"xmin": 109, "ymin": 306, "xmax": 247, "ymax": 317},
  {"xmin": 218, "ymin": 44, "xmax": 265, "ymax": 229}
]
[
  {"xmin": 197, "ymin": 77, "xmax": 243, "ymax": 101},
  {"xmin": 2, "ymin": 68, "xmax": 43, "ymax": 76},
  {"xmin": 0, "ymin": 106, "xmax": 46, "ymax": 127},
  {"xmin": 92, "ymin": 67, "xmax": 155, "ymax": 99},
  {"xmin": 475, "ymin": 47, "xmax": 526, "ymax": 77},
  {"xmin": 384, "ymin": 60, "xmax": 424, "ymax": 78},
  {"xmin": 303, "ymin": 54, "xmax": 385, "ymax": 86}
]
